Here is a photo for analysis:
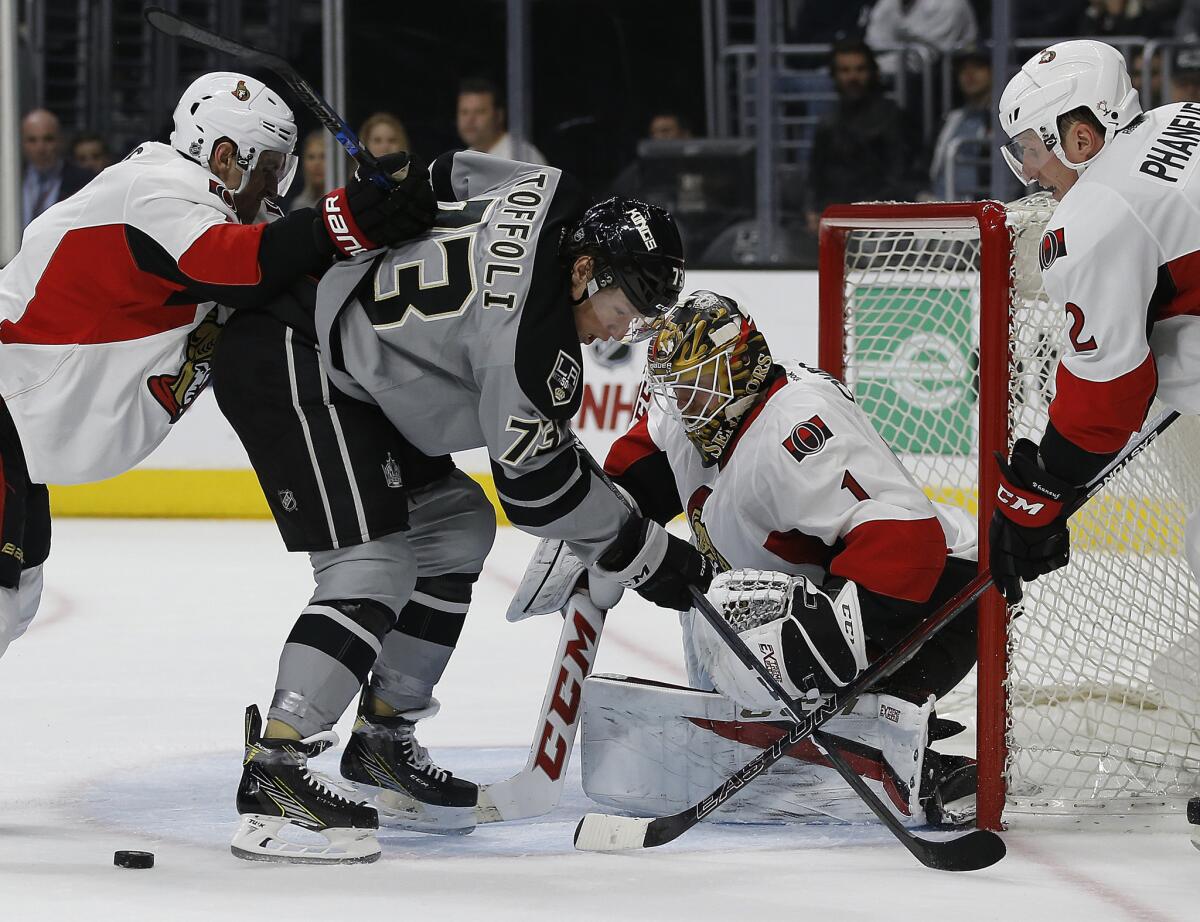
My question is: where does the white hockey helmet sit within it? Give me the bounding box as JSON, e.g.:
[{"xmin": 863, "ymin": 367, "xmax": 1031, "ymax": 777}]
[
  {"xmin": 998, "ymin": 40, "xmax": 1140, "ymax": 184},
  {"xmin": 170, "ymin": 71, "xmax": 299, "ymax": 196}
]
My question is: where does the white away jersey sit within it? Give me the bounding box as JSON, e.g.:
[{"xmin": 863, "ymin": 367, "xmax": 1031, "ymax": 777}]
[
  {"xmin": 605, "ymin": 361, "xmax": 976, "ymax": 603},
  {"xmin": 1039, "ymin": 102, "xmax": 1200, "ymax": 457},
  {"xmin": 0, "ymin": 142, "xmax": 271, "ymax": 483}
]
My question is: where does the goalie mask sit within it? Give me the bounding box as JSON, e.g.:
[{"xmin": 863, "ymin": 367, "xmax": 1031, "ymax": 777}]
[{"xmin": 645, "ymin": 290, "xmax": 773, "ymax": 466}]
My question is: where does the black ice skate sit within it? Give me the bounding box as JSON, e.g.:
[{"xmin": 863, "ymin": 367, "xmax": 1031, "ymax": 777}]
[
  {"xmin": 921, "ymin": 752, "xmax": 978, "ymax": 829},
  {"xmin": 232, "ymin": 704, "xmax": 380, "ymax": 864},
  {"xmin": 340, "ymin": 695, "xmax": 478, "ymax": 834}
]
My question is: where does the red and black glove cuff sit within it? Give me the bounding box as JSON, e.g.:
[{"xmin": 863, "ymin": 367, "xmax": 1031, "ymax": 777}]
[
  {"xmin": 993, "ymin": 438, "xmax": 1077, "ymax": 528},
  {"xmin": 320, "ymin": 187, "xmax": 376, "ymax": 258}
]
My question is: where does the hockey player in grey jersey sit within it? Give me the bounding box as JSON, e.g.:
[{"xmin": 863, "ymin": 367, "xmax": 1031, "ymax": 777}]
[{"xmin": 214, "ymin": 150, "xmax": 709, "ymax": 863}]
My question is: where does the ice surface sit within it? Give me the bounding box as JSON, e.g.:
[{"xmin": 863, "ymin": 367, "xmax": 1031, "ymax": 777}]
[{"xmin": 0, "ymin": 520, "xmax": 1196, "ymax": 921}]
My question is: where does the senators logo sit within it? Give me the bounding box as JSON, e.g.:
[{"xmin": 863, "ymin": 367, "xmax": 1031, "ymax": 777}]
[
  {"xmin": 147, "ymin": 308, "xmax": 223, "ymax": 423},
  {"xmin": 208, "ymin": 179, "xmax": 236, "ymax": 212},
  {"xmin": 783, "ymin": 415, "xmax": 833, "ymax": 464},
  {"xmin": 232, "ymin": 80, "xmax": 251, "ymax": 101},
  {"xmin": 686, "ymin": 486, "xmax": 731, "ymax": 572},
  {"xmin": 1040, "ymin": 227, "xmax": 1067, "ymax": 270}
]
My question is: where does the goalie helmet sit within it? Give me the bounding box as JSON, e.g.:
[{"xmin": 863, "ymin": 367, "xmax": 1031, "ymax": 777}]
[
  {"xmin": 561, "ymin": 197, "xmax": 685, "ymax": 334},
  {"xmin": 170, "ymin": 71, "xmax": 299, "ymax": 197},
  {"xmin": 644, "ymin": 290, "xmax": 773, "ymax": 466},
  {"xmin": 998, "ymin": 40, "xmax": 1140, "ymax": 185}
]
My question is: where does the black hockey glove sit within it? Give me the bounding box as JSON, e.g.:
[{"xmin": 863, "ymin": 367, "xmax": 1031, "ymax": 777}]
[
  {"xmin": 595, "ymin": 515, "xmax": 713, "ymax": 611},
  {"xmin": 317, "ymin": 152, "xmax": 437, "ymax": 259},
  {"xmin": 988, "ymin": 438, "xmax": 1078, "ymax": 603}
]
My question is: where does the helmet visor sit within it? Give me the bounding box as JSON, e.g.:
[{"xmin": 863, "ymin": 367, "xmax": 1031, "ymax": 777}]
[
  {"xmin": 1000, "ymin": 128, "xmax": 1057, "ymax": 185},
  {"xmin": 237, "ymin": 147, "xmax": 298, "ymax": 197}
]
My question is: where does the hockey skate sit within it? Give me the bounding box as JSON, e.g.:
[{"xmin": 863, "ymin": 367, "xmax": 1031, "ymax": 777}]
[
  {"xmin": 921, "ymin": 752, "xmax": 978, "ymax": 829},
  {"xmin": 340, "ymin": 695, "xmax": 478, "ymax": 834},
  {"xmin": 232, "ymin": 704, "xmax": 381, "ymax": 864}
]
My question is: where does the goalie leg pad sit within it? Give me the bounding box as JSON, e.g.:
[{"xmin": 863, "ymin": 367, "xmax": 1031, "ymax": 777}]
[{"xmin": 691, "ymin": 569, "xmax": 868, "ymax": 712}]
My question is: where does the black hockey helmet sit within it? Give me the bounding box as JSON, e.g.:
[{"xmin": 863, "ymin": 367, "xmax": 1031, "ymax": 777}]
[{"xmin": 561, "ymin": 197, "xmax": 685, "ymax": 319}]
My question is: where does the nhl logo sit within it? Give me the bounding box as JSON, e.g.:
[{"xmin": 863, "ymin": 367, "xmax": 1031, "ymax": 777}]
[
  {"xmin": 547, "ymin": 350, "xmax": 581, "ymax": 408},
  {"xmin": 382, "ymin": 453, "xmax": 403, "ymax": 489},
  {"xmin": 189, "ymin": 139, "xmax": 203, "ymax": 157},
  {"xmin": 278, "ymin": 489, "xmax": 298, "ymax": 512},
  {"xmin": 232, "ymin": 80, "xmax": 251, "ymax": 101}
]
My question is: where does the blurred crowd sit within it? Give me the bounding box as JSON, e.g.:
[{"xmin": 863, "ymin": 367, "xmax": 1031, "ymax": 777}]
[{"xmin": 17, "ymin": 0, "xmax": 1200, "ymax": 267}]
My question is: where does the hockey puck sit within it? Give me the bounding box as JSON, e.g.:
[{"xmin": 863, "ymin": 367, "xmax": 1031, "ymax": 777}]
[{"xmin": 113, "ymin": 850, "xmax": 155, "ymax": 869}]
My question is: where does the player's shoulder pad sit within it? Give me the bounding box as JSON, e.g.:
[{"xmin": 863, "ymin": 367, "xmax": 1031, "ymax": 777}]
[
  {"xmin": 1036, "ymin": 181, "xmax": 1133, "ymax": 281},
  {"xmin": 768, "ymin": 362, "xmax": 855, "ymax": 468}
]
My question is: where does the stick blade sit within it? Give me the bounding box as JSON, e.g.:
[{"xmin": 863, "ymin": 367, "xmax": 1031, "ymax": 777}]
[
  {"xmin": 144, "ymin": 7, "xmax": 183, "ymax": 36},
  {"xmin": 919, "ymin": 829, "xmax": 1006, "ymax": 872},
  {"xmin": 573, "ymin": 813, "xmax": 653, "ymax": 852}
]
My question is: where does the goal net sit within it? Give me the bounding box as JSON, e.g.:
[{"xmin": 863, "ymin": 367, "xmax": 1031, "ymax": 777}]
[{"xmin": 818, "ymin": 195, "xmax": 1200, "ymax": 828}]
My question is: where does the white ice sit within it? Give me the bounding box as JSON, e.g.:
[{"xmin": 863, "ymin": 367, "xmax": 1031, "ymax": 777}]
[{"xmin": 1, "ymin": 519, "xmax": 1197, "ymax": 922}]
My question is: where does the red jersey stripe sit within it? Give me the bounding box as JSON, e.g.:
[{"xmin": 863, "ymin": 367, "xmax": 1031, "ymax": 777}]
[
  {"xmin": 177, "ymin": 221, "xmax": 266, "ymax": 285},
  {"xmin": 1160, "ymin": 250, "xmax": 1200, "ymax": 321},
  {"xmin": 0, "ymin": 225, "xmax": 194, "ymax": 346},
  {"xmin": 830, "ymin": 516, "xmax": 947, "ymax": 603},
  {"xmin": 1049, "ymin": 354, "xmax": 1157, "ymax": 455},
  {"xmin": 604, "ymin": 413, "xmax": 658, "ymax": 478}
]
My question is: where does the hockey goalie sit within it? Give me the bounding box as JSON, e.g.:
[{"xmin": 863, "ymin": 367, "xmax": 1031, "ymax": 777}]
[{"xmin": 512, "ymin": 290, "xmax": 981, "ymax": 828}]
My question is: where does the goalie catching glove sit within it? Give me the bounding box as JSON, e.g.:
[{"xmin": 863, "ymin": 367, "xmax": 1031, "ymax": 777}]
[
  {"xmin": 989, "ymin": 438, "xmax": 1078, "ymax": 603},
  {"xmin": 319, "ymin": 152, "xmax": 437, "ymax": 258},
  {"xmin": 595, "ymin": 516, "xmax": 712, "ymax": 611},
  {"xmin": 690, "ymin": 568, "xmax": 868, "ymax": 712}
]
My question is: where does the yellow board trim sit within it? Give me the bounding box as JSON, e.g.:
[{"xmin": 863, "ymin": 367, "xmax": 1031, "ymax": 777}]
[
  {"xmin": 46, "ymin": 473, "xmax": 1181, "ymax": 555},
  {"xmin": 49, "ymin": 469, "xmax": 511, "ymax": 526}
]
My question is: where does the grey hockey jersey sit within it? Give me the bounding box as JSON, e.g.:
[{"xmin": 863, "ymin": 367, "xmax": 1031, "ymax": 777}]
[{"xmin": 314, "ymin": 151, "xmax": 632, "ymax": 563}]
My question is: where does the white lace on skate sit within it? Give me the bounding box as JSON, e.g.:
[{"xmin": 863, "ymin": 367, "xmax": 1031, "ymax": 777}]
[{"xmin": 396, "ymin": 722, "xmax": 450, "ymax": 783}]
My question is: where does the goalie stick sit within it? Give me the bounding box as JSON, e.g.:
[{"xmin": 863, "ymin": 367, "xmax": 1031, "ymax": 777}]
[
  {"xmin": 576, "ymin": 408, "xmax": 1181, "ymax": 865},
  {"xmin": 143, "ymin": 6, "xmax": 393, "ymax": 189},
  {"xmin": 475, "ymin": 591, "xmax": 606, "ymax": 823}
]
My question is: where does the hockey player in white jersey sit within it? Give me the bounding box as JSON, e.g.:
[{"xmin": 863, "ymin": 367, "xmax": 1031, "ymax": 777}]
[
  {"xmin": 0, "ymin": 71, "xmax": 436, "ymax": 663},
  {"xmin": 518, "ymin": 291, "xmax": 981, "ymax": 826},
  {"xmin": 990, "ymin": 40, "xmax": 1200, "ymax": 602}
]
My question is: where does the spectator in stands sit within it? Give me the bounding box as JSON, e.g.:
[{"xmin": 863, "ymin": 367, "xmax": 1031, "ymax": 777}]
[
  {"xmin": 1170, "ymin": 46, "xmax": 1200, "ymax": 102},
  {"xmin": 70, "ymin": 132, "xmax": 113, "ymax": 173},
  {"xmin": 359, "ymin": 111, "xmax": 411, "ymax": 158},
  {"xmin": 456, "ymin": 77, "xmax": 548, "ymax": 164},
  {"xmin": 287, "ymin": 130, "xmax": 327, "ymax": 213},
  {"xmin": 806, "ymin": 40, "xmax": 912, "ymax": 233},
  {"xmin": 865, "ymin": 0, "xmax": 978, "ymax": 74},
  {"xmin": 928, "ymin": 48, "xmax": 992, "ymax": 200},
  {"xmin": 648, "ymin": 110, "xmax": 693, "ymax": 142},
  {"xmin": 1075, "ymin": 0, "xmax": 1173, "ymax": 36},
  {"xmin": 20, "ymin": 109, "xmax": 94, "ymax": 229}
]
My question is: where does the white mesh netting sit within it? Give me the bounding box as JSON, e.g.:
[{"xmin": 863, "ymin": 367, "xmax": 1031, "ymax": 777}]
[{"xmin": 835, "ymin": 193, "xmax": 1200, "ymax": 815}]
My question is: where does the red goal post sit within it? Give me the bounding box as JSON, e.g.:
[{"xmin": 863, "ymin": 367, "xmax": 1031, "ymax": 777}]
[{"xmin": 817, "ymin": 201, "xmax": 1013, "ymax": 830}]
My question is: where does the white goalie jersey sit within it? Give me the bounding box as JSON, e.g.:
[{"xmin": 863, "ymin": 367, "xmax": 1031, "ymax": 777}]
[{"xmin": 604, "ymin": 359, "xmax": 976, "ymax": 603}]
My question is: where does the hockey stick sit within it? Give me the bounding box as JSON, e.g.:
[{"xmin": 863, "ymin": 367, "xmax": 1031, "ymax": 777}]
[
  {"xmin": 576, "ymin": 408, "xmax": 1181, "ymax": 862},
  {"xmin": 475, "ymin": 591, "xmax": 605, "ymax": 823},
  {"xmin": 143, "ymin": 6, "xmax": 393, "ymax": 189}
]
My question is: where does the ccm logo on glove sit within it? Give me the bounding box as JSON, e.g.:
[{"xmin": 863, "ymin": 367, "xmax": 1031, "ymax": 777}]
[{"xmin": 995, "ymin": 481, "xmax": 1062, "ymax": 525}]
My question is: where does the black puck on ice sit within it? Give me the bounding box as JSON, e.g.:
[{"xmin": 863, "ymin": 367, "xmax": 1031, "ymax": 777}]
[{"xmin": 113, "ymin": 850, "xmax": 155, "ymax": 869}]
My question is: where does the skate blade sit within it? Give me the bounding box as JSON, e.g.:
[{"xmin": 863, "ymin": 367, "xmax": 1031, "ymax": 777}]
[
  {"xmin": 373, "ymin": 789, "xmax": 477, "ymax": 835},
  {"xmin": 231, "ymin": 814, "xmax": 381, "ymax": 864}
]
